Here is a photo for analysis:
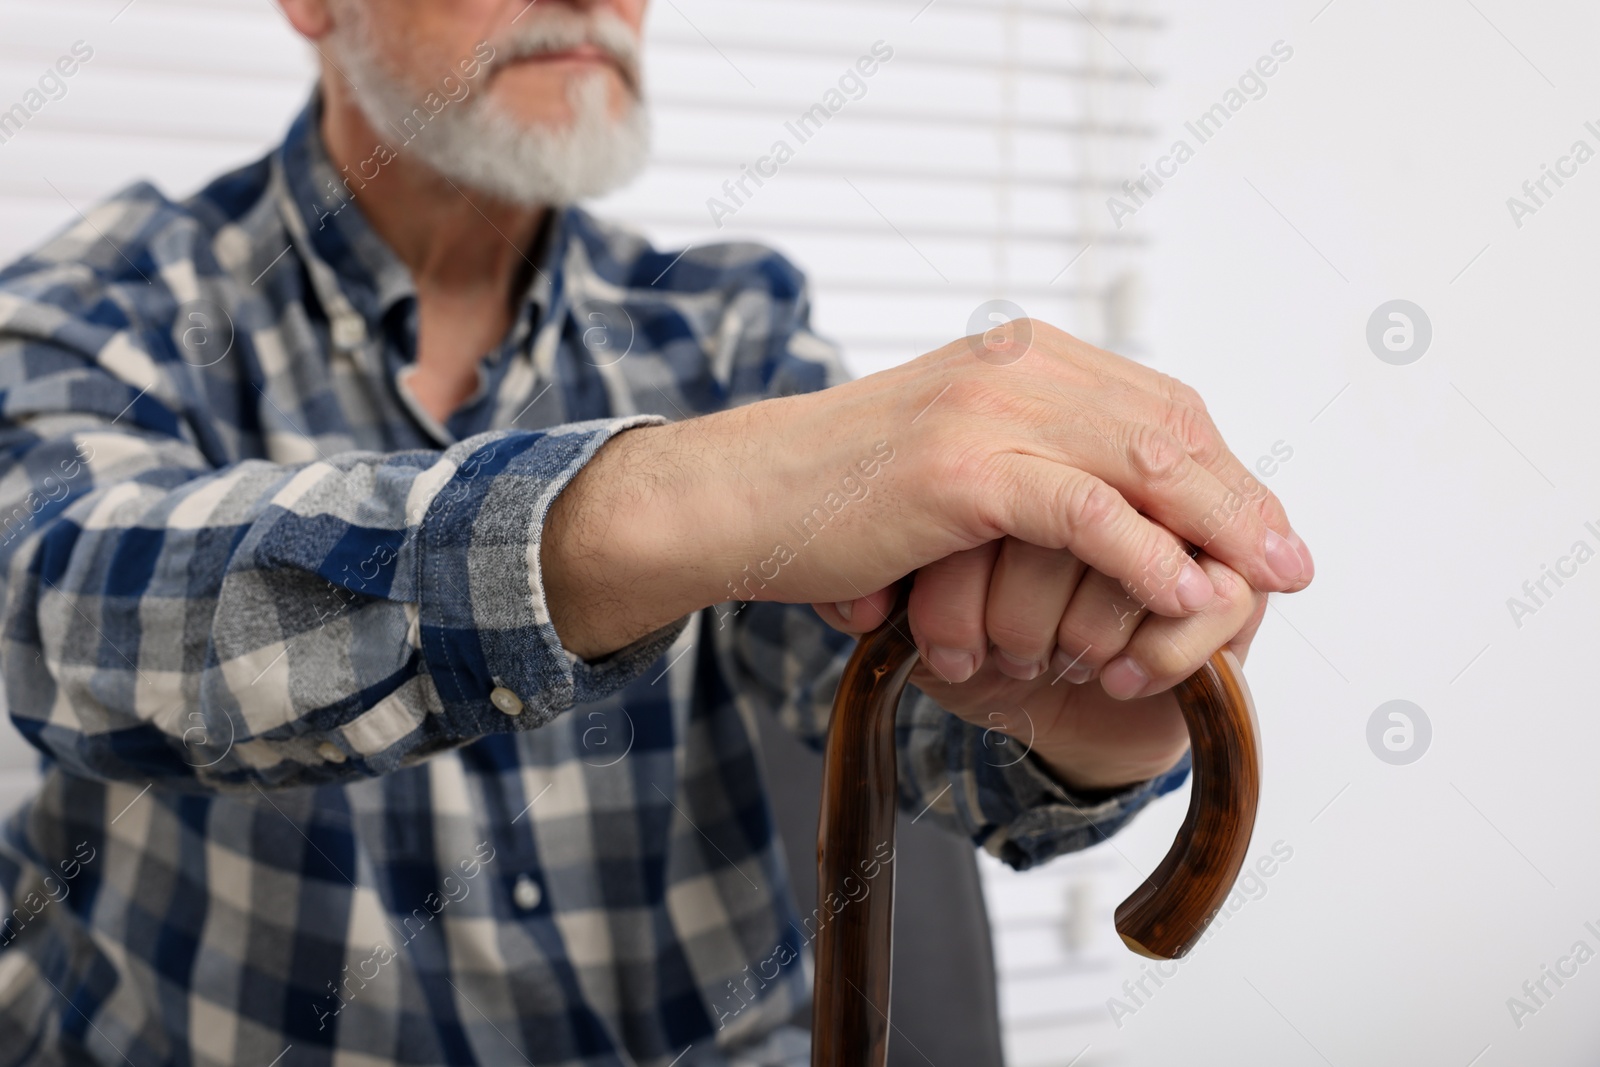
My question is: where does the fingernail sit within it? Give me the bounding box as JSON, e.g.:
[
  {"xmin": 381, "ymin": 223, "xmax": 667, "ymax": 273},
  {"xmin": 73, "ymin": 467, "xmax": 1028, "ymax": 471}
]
[
  {"xmin": 926, "ymin": 646, "xmax": 978, "ymax": 684},
  {"xmin": 993, "ymin": 649, "xmax": 1044, "ymax": 681},
  {"xmin": 1050, "ymin": 648, "xmax": 1094, "ymax": 684},
  {"xmin": 1175, "ymin": 561, "xmax": 1215, "ymax": 611},
  {"xmin": 834, "ymin": 600, "xmax": 853, "ymax": 622},
  {"xmin": 1264, "ymin": 529, "xmax": 1304, "ymax": 584},
  {"xmin": 1287, "ymin": 529, "xmax": 1315, "ymax": 578},
  {"xmin": 1101, "ymin": 655, "xmax": 1148, "ymax": 700}
]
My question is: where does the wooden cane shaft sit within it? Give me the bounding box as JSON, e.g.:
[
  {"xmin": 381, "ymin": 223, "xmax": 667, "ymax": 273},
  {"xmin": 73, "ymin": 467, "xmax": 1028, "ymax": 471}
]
[
  {"xmin": 810, "ymin": 591, "xmax": 918, "ymax": 1067},
  {"xmin": 812, "ymin": 592, "xmax": 1260, "ymax": 1066}
]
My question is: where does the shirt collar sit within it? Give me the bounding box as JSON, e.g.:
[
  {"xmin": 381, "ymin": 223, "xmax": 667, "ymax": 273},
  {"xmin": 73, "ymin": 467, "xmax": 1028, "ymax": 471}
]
[{"xmin": 273, "ymin": 89, "xmax": 569, "ymax": 349}]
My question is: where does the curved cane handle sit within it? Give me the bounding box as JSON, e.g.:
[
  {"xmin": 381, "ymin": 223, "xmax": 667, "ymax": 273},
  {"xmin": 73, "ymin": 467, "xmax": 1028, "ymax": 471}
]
[
  {"xmin": 1112, "ymin": 644, "xmax": 1261, "ymax": 958},
  {"xmin": 811, "ymin": 586, "xmax": 1261, "ymax": 1067}
]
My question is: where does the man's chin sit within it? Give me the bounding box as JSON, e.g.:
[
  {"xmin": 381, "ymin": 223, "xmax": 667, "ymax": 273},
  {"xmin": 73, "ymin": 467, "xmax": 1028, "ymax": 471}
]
[{"xmin": 413, "ymin": 90, "xmax": 651, "ymax": 210}]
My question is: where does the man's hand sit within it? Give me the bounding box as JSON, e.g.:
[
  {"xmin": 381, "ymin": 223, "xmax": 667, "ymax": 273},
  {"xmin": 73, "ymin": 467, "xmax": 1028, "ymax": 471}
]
[
  {"xmin": 817, "ymin": 548, "xmax": 1270, "ymax": 791},
  {"xmin": 542, "ymin": 318, "xmax": 1310, "ymax": 661}
]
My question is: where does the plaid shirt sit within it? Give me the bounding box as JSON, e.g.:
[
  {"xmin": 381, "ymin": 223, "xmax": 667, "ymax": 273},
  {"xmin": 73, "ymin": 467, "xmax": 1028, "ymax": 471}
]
[{"xmin": 0, "ymin": 94, "xmax": 1187, "ymax": 1067}]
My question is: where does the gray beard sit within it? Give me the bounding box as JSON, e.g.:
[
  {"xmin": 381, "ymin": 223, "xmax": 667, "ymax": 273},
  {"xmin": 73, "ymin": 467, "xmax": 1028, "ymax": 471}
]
[{"xmin": 324, "ymin": 21, "xmax": 651, "ymax": 209}]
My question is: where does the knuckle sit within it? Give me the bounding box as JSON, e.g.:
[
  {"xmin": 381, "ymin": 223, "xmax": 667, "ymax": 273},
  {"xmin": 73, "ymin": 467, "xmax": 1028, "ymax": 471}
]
[
  {"xmin": 1194, "ymin": 486, "xmax": 1255, "ymax": 549},
  {"xmin": 1067, "ymin": 477, "xmax": 1120, "ymax": 530},
  {"xmin": 1059, "ymin": 604, "xmax": 1143, "ymax": 662},
  {"xmin": 1238, "ymin": 581, "xmax": 1265, "ymax": 620},
  {"xmin": 1056, "ymin": 627, "xmax": 1114, "ymax": 666},
  {"xmin": 1203, "ymin": 564, "xmax": 1262, "ymax": 626},
  {"xmin": 1143, "ymin": 630, "xmax": 1201, "ymax": 679},
  {"xmin": 1205, "ymin": 562, "xmax": 1246, "ymax": 604},
  {"xmin": 911, "ymin": 598, "xmax": 980, "ymax": 649},
  {"xmin": 1123, "ymin": 554, "xmax": 1174, "ymax": 609},
  {"xmin": 1164, "ymin": 396, "xmax": 1217, "ymax": 459},
  {"xmin": 1247, "ymin": 480, "xmax": 1288, "ymax": 528},
  {"xmin": 1125, "ymin": 423, "xmax": 1187, "ymax": 483},
  {"xmin": 988, "ymin": 621, "xmax": 1051, "ymax": 658}
]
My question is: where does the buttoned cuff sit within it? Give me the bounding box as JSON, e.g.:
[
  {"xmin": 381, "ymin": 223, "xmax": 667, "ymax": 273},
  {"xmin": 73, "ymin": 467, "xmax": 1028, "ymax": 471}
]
[{"xmin": 416, "ymin": 417, "xmax": 691, "ymax": 738}]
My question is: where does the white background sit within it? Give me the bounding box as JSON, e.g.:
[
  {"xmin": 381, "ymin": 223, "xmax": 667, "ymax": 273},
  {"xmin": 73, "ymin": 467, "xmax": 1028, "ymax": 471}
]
[
  {"xmin": 3, "ymin": 1, "xmax": 1600, "ymax": 1066},
  {"xmin": 1075, "ymin": 2, "xmax": 1600, "ymax": 1066}
]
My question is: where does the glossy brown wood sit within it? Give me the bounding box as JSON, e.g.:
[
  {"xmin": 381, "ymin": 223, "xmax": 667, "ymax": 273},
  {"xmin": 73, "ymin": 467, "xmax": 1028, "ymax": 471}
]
[
  {"xmin": 812, "ymin": 591, "xmax": 1261, "ymax": 1066},
  {"xmin": 1112, "ymin": 646, "xmax": 1261, "ymax": 959},
  {"xmin": 811, "ymin": 587, "xmax": 918, "ymax": 1067}
]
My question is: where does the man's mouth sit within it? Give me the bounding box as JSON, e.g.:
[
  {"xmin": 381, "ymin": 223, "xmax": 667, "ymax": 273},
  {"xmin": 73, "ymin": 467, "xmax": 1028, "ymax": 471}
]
[
  {"xmin": 511, "ymin": 44, "xmax": 611, "ymax": 66},
  {"xmin": 496, "ymin": 42, "xmax": 640, "ymax": 97},
  {"xmin": 500, "ymin": 43, "xmax": 635, "ymax": 91}
]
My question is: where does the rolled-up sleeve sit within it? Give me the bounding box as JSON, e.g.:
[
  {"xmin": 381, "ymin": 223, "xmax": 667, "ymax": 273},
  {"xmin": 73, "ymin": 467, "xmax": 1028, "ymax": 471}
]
[
  {"xmin": 410, "ymin": 419, "xmax": 691, "ymax": 738},
  {"xmin": 0, "ymin": 272, "xmax": 687, "ymax": 792}
]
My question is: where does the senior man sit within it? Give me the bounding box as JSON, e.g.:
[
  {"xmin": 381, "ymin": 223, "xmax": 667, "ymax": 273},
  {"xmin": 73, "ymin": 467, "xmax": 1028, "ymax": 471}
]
[{"xmin": 0, "ymin": 1, "xmax": 1313, "ymax": 1064}]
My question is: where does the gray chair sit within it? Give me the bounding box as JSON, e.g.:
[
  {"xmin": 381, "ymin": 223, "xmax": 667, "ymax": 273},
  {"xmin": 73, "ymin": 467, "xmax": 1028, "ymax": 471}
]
[{"xmin": 755, "ymin": 704, "xmax": 1007, "ymax": 1067}]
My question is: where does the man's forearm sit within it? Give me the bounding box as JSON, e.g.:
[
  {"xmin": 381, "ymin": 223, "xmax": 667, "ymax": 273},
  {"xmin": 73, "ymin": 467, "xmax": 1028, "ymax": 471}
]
[{"xmin": 540, "ymin": 415, "xmax": 751, "ymax": 660}]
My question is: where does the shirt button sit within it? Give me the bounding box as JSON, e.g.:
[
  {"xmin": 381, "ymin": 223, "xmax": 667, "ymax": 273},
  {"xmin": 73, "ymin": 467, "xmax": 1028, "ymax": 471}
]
[
  {"xmin": 331, "ymin": 315, "xmax": 365, "ymax": 351},
  {"xmin": 317, "ymin": 741, "xmax": 347, "ymax": 764},
  {"xmin": 512, "ymin": 874, "xmax": 542, "ymax": 911},
  {"xmin": 490, "ymin": 687, "xmax": 523, "ymax": 716}
]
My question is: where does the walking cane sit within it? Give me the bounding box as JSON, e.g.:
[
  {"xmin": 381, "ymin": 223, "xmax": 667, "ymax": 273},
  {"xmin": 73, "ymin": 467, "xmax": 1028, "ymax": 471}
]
[{"xmin": 811, "ymin": 579, "xmax": 1261, "ymax": 1066}]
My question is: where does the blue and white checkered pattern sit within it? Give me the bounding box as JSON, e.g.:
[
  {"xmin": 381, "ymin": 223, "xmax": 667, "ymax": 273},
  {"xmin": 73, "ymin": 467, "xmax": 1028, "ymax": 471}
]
[{"xmin": 0, "ymin": 94, "xmax": 1187, "ymax": 1066}]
